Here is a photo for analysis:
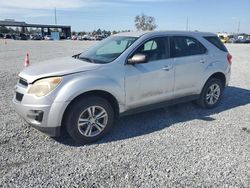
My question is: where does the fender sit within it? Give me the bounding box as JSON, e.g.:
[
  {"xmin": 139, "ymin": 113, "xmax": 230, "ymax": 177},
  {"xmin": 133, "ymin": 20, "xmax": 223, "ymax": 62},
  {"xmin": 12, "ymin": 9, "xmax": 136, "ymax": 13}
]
[
  {"xmin": 198, "ymin": 60, "xmax": 229, "ymax": 93},
  {"xmin": 45, "ymin": 72, "xmax": 125, "ymax": 127},
  {"xmin": 51, "ymin": 72, "xmax": 125, "ymax": 106}
]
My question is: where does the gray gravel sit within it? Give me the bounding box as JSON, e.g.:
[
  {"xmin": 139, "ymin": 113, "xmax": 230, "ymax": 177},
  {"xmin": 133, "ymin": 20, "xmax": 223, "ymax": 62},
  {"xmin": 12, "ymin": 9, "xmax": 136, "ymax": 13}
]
[{"xmin": 0, "ymin": 40, "xmax": 249, "ymax": 187}]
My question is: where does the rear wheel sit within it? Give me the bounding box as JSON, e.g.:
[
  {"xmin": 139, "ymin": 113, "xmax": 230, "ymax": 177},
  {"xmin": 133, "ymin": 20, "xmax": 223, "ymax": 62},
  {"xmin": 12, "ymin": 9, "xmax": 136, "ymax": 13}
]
[
  {"xmin": 65, "ymin": 96, "xmax": 114, "ymax": 144},
  {"xmin": 197, "ymin": 78, "xmax": 224, "ymax": 108}
]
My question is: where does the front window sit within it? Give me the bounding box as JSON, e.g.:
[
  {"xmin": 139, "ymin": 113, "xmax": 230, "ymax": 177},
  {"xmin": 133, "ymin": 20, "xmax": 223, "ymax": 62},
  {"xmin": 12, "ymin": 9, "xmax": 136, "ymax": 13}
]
[
  {"xmin": 79, "ymin": 36, "xmax": 138, "ymax": 64},
  {"xmin": 131, "ymin": 37, "xmax": 169, "ymax": 62}
]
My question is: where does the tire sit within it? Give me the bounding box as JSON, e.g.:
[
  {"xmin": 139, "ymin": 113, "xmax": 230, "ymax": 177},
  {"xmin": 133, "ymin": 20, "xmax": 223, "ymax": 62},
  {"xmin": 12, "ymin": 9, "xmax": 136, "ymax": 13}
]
[
  {"xmin": 197, "ymin": 78, "xmax": 224, "ymax": 108},
  {"xmin": 65, "ymin": 96, "xmax": 114, "ymax": 144}
]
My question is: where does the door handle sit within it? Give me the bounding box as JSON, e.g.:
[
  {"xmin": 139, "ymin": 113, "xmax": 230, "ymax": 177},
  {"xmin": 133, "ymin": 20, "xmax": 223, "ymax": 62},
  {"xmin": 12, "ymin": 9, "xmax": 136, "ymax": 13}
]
[
  {"xmin": 162, "ymin": 65, "xmax": 173, "ymax": 71},
  {"xmin": 200, "ymin": 59, "xmax": 206, "ymax": 64}
]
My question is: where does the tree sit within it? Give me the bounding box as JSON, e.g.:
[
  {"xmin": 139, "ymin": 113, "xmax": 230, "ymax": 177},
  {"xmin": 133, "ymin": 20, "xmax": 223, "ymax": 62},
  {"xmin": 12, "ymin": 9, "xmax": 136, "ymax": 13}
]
[
  {"xmin": 96, "ymin": 28, "xmax": 102, "ymax": 35},
  {"xmin": 134, "ymin": 13, "xmax": 157, "ymax": 31},
  {"xmin": 78, "ymin": 31, "xmax": 86, "ymax": 35},
  {"xmin": 112, "ymin": 30, "xmax": 118, "ymax": 35}
]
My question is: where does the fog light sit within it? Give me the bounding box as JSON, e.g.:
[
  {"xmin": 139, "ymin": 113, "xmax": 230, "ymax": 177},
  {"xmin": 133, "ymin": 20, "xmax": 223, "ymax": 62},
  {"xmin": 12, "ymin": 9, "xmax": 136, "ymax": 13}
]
[{"xmin": 27, "ymin": 110, "xmax": 44, "ymax": 122}]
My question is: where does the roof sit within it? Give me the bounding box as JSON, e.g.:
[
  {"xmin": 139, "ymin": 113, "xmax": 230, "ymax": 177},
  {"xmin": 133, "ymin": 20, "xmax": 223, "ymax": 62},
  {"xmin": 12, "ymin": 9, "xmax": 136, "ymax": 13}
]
[
  {"xmin": 115, "ymin": 30, "xmax": 216, "ymax": 38},
  {"xmin": 0, "ymin": 20, "xmax": 70, "ymax": 28}
]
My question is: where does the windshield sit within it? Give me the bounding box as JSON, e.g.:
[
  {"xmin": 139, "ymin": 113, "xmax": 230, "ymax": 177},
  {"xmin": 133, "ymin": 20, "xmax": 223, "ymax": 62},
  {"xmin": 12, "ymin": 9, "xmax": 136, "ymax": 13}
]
[{"xmin": 79, "ymin": 36, "xmax": 138, "ymax": 64}]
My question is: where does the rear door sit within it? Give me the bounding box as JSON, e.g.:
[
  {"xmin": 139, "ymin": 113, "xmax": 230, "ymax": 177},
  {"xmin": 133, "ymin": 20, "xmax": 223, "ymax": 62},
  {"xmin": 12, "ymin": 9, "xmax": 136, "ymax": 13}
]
[{"xmin": 170, "ymin": 36, "xmax": 207, "ymax": 97}]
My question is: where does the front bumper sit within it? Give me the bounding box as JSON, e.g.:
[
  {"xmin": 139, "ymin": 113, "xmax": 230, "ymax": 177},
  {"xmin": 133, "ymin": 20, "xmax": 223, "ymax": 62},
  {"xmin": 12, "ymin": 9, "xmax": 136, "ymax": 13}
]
[
  {"xmin": 13, "ymin": 79, "xmax": 69, "ymax": 137},
  {"xmin": 13, "ymin": 98, "xmax": 62, "ymax": 136}
]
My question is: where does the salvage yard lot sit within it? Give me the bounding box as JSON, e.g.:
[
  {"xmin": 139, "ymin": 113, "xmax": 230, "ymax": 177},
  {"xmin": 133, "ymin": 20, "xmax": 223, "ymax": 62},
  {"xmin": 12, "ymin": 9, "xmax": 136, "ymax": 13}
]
[{"xmin": 0, "ymin": 40, "xmax": 249, "ymax": 187}]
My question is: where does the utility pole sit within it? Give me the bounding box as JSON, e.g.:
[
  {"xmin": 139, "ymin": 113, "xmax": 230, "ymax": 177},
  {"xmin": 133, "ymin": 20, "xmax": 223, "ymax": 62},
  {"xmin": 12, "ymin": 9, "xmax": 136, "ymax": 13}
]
[
  {"xmin": 186, "ymin": 16, "xmax": 189, "ymax": 31},
  {"xmin": 237, "ymin": 20, "xmax": 240, "ymax": 34},
  {"xmin": 54, "ymin": 8, "xmax": 57, "ymax": 25}
]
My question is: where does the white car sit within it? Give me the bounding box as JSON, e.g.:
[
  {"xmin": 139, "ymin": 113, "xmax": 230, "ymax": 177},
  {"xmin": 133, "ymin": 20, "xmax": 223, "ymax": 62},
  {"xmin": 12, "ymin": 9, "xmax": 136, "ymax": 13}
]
[
  {"xmin": 71, "ymin": 35, "xmax": 77, "ymax": 40},
  {"xmin": 13, "ymin": 31, "xmax": 232, "ymax": 144},
  {"xmin": 44, "ymin": 35, "xmax": 53, "ymax": 40},
  {"xmin": 82, "ymin": 34, "xmax": 91, "ymax": 40},
  {"xmin": 89, "ymin": 36, "xmax": 96, "ymax": 40}
]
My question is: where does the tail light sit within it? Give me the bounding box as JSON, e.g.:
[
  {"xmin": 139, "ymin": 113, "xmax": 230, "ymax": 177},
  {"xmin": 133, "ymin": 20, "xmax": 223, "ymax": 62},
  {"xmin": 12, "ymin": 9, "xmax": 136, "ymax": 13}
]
[{"xmin": 227, "ymin": 53, "xmax": 232, "ymax": 65}]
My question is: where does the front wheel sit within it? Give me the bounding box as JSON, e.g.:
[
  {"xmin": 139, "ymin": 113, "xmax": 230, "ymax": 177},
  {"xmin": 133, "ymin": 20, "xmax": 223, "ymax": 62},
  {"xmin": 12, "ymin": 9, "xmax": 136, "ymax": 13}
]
[
  {"xmin": 65, "ymin": 96, "xmax": 114, "ymax": 144},
  {"xmin": 197, "ymin": 78, "xmax": 224, "ymax": 108}
]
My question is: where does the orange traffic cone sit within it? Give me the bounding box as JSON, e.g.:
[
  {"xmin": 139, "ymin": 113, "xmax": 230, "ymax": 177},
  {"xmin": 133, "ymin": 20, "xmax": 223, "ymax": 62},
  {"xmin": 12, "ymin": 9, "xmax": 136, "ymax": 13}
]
[{"xmin": 24, "ymin": 53, "xmax": 30, "ymax": 67}]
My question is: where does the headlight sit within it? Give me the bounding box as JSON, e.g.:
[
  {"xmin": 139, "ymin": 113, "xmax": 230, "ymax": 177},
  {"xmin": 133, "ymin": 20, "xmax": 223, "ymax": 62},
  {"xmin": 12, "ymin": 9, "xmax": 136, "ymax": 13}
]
[{"xmin": 28, "ymin": 77, "xmax": 62, "ymax": 97}]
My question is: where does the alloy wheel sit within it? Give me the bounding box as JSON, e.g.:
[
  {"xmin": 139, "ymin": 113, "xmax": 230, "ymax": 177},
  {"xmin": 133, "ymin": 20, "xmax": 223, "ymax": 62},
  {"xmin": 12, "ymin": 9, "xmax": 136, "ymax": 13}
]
[
  {"xmin": 206, "ymin": 83, "xmax": 221, "ymax": 105},
  {"xmin": 77, "ymin": 106, "xmax": 108, "ymax": 137}
]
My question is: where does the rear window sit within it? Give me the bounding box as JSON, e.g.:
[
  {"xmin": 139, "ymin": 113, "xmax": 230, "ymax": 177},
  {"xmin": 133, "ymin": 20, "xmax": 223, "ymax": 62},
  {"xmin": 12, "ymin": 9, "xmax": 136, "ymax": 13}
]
[
  {"xmin": 204, "ymin": 36, "xmax": 228, "ymax": 52},
  {"xmin": 170, "ymin": 36, "xmax": 207, "ymax": 58}
]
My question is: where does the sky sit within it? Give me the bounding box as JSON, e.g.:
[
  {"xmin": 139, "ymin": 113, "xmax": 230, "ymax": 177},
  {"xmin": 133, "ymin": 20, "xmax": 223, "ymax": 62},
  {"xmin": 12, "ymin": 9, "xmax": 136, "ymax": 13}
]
[{"xmin": 0, "ymin": 0, "xmax": 250, "ymax": 33}]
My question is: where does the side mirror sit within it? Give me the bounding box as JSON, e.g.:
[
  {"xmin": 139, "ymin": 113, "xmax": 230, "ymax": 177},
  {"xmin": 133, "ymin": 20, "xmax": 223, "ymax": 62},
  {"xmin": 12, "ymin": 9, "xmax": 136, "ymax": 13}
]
[{"xmin": 127, "ymin": 54, "xmax": 148, "ymax": 65}]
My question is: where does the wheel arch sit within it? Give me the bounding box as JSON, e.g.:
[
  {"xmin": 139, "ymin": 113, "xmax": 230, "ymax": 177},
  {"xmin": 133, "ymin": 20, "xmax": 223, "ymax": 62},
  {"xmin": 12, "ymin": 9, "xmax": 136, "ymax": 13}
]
[
  {"xmin": 197, "ymin": 72, "xmax": 226, "ymax": 108},
  {"xmin": 206, "ymin": 72, "xmax": 226, "ymax": 88},
  {"xmin": 61, "ymin": 90, "xmax": 120, "ymax": 132}
]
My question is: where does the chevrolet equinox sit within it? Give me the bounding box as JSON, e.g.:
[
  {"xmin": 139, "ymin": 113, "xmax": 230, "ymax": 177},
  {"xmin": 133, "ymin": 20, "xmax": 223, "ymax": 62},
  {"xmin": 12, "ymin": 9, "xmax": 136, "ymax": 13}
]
[{"xmin": 13, "ymin": 31, "xmax": 232, "ymax": 144}]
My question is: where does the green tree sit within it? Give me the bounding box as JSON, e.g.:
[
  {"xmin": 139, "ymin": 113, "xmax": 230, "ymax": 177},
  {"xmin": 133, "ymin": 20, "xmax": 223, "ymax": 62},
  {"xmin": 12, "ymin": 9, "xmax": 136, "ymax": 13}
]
[
  {"xmin": 112, "ymin": 30, "xmax": 118, "ymax": 35},
  {"xmin": 96, "ymin": 28, "xmax": 102, "ymax": 35},
  {"xmin": 135, "ymin": 13, "xmax": 157, "ymax": 31},
  {"xmin": 78, "ymin": 31, "xmax": 86, "ymax": 35}
]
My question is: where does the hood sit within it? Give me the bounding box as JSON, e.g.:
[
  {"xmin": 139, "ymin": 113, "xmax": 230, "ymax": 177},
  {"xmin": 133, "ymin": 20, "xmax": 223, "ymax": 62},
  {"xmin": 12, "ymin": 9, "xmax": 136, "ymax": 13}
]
[{"xmin": 19, "ymin": 56, "xmax": 101, "ymax": 83}]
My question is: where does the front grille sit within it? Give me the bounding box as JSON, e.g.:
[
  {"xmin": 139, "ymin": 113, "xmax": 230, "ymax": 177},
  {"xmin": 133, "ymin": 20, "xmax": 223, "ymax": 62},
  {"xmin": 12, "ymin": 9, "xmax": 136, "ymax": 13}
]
[
  {"xmin": 19, "ymin": 78, "xmax": 28, "ymax": 87},
  {"xmin": 16, "ymin": 92, "xmax": 24, "ymax": 102}
]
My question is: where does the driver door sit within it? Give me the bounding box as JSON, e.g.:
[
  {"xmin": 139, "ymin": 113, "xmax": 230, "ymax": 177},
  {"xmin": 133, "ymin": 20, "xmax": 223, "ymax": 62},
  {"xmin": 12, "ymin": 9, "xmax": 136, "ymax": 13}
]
[{"xmin": 125, "ymin": 37, "xmax": 175, "ymax": 109}]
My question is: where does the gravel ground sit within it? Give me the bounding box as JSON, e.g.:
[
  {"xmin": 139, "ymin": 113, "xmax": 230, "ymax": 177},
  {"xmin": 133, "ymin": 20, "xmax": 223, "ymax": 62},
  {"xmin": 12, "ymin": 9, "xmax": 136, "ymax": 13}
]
[{"xmin": 0, "ymin": 40, "xmax": 249, "ymax": 187}]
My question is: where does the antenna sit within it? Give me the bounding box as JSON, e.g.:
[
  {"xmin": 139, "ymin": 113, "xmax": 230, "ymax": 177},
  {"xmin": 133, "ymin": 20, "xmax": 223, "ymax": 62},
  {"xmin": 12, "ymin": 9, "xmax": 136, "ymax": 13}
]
[{"xmin": 54, "ymin": 7, "xmax": 57, "ymax": 25}]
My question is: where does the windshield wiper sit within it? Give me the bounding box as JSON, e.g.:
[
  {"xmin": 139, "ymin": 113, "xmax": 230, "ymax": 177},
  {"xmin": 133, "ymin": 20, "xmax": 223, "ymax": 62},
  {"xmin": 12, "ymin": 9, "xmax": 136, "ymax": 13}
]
[
  {"xmin": 72, "ymin": 53, "xmax": 80, "ymax": 59},
  {"xmin": 78, "ymin": 56, "xmax": 96, "ymax": 63}
]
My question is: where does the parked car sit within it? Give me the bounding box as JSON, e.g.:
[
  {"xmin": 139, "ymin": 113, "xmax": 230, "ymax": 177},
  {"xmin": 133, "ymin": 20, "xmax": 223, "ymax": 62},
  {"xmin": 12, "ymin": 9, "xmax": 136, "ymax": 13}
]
[
  {"xmin": 30, "ymin": 35, "xmax": 41, "ymax": 40},
  {"xmin": 4, "ymin": 34, "xmax": 12, "ymax": 39},
  {"xmin": 33, "ymin": 35, "xmax": 43, "ymax": 40},
  {"xmin": 11, "ymin": 34, "xmax": 16, "ymax": 40},
  {"xmin": 77, "ymin": 35, "xmax": 83, "ymax": 40},
  {"xmin": 14, "ymin": 33, "xmax": 29, "ymax": 40},
  {"xmin": 60, "ymin": 35, "xmax": 66, "ymax": 40},
  {"xmin": 234, "ymin": 35, "xmax": 250, "ymax": 43},
  {"xmin": 82, "ymin": 34, "xmax": 91, "ymax": 40},
  {"xmin": 44, "ymin": 35, "xmax": 53, "ymax": 40},
  {"xmin": 0, "ymin": 33, "xmax": 4, "ymax": 38},
  {"xmin": 234, "ymin": 38, "xmax": 250, "ymax": 43},
  {"xmin": 89, "ymin": 36, "xmax": 96, "ymax": 40},
  {"xmin": 244, "ymin": 38, "xmax": 250, "ymax": 43},
  {"xmin": 13, "ymin": 31, "xmax": 232, "ymax": 144},
  {"xmin": 95, "ymin": 35, "xmax": 105, "ymax": 40},
  {"xmin": 30, "ymin": 35, "xmax": 34, "ymax": 40},
  {"xmin": 228, "ymin": 37, "xmax": 237, "ymax": 43},
  {"xmin": 71, "ymin": 35, "xmax": 77, "ymax": 40},
  {"xmin": 217, "ymin": 33, "xmax": 230, "ymax": 43}
]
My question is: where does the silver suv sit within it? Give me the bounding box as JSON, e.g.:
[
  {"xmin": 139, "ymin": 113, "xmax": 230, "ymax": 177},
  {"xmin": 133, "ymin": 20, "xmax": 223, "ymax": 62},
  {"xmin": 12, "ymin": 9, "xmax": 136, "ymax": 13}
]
[{"xmin": 13, "ymin": 31, "xmax": 232, "ymax": 144}]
